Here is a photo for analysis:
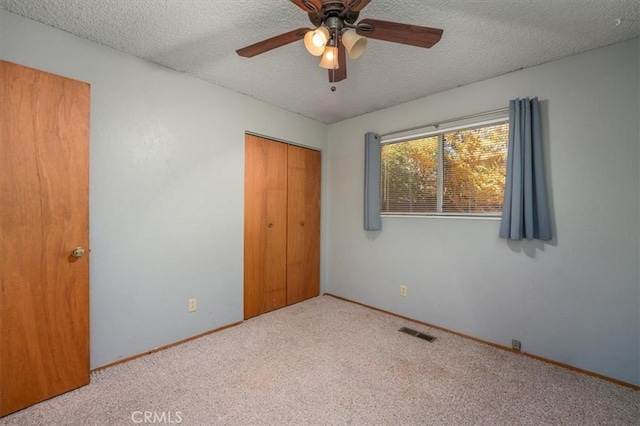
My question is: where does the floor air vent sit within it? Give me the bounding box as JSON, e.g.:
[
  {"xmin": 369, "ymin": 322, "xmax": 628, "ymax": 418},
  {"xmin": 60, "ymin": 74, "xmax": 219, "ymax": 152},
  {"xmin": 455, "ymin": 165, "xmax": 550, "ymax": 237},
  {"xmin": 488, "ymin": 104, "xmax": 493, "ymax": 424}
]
[{"xmin": 399, "ymin": 327, "xmax": 436, "ymax": 342}]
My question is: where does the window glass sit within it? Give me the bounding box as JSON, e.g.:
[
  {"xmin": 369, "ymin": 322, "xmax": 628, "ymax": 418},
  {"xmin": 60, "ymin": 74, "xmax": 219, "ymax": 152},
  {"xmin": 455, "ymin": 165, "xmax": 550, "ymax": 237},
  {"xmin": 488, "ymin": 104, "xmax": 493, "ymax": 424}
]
[{"xmin": 381, "ymin": 120, "xmax": 508, "ymax": 216}]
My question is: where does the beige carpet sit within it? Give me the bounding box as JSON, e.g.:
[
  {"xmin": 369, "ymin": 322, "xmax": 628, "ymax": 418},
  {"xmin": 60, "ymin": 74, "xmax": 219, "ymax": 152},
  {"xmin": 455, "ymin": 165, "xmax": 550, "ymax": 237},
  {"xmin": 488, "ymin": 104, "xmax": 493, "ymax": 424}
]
[{"xmin": 3, "ymin": 295, "xmax": 639, "ymax": 425}]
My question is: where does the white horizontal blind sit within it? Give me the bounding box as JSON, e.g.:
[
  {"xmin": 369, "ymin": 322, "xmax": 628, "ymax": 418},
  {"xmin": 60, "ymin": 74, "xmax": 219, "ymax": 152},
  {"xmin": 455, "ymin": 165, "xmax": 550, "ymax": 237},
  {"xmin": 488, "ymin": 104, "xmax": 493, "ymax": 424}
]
[
  {"xmin": 442, "ymin": 123, "xmax": 509, "ymax": 214},
  {"xmin": 381, "ymin": 136, "xmax": 438, "ymax": 214},
  {"xmin": 380, "ymin": 116, "xmax": 509, "ymax": 216}
]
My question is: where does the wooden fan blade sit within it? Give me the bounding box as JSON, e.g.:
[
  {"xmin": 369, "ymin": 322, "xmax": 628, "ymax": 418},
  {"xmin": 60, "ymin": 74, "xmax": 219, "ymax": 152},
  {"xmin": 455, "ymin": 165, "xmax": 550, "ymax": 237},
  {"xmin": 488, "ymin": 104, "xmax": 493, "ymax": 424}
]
[
  {"xmin": 356, "ymin": 18, "xmax": 443, "ymax": 48},
  {"xmin": 236, "ymin": 28, "xmax": 311, "ymax": 58},
  {"xmin": 329, "ymin": 44, "xmax": 347, "ymax": 82},
  {"xmin": 290, "ymin": 0, "xmax": 323, "ymax": 12},
  {"xmin": 342, "ymin": 0, "xmax": 371, "ymax": 12}
]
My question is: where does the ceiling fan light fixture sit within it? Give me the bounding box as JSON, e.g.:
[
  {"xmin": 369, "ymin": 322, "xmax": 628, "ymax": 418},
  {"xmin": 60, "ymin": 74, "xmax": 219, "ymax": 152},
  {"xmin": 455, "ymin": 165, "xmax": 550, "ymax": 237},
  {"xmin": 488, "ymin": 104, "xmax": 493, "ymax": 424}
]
[
  {"xmin": 342, "ymin": 29, "xmax": 367, "ymax": 59},
  {"xmin": 236, "ymin": 1, "xmax": 444, "ymax": 83},
  {"xmin": 319, "ymin": 45, "xmax": 339, "ymax": 69},
  {"xmin": 304, "ymin": 26, "xmax": 330, "ymax": 56}
]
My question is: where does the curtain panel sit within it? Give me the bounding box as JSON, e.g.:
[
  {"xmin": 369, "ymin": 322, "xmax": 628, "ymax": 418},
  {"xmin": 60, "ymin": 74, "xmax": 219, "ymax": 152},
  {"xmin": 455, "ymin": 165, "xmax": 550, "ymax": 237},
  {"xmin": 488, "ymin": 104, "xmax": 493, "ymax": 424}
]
[
  {"xmin": 500, "ymin": 97, "xmax": 552, "ymax": 240},
  {"xmin": 364, "ymin": 132, "xmax": 382, "ymax": 231}
]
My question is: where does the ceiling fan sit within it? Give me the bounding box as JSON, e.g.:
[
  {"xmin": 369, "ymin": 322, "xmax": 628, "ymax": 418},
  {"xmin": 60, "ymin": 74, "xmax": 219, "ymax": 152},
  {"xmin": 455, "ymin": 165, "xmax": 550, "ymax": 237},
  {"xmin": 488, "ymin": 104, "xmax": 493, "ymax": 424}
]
[{"xmin": 236, "ymin": 0, "xmax": 443, "ymax": 83}]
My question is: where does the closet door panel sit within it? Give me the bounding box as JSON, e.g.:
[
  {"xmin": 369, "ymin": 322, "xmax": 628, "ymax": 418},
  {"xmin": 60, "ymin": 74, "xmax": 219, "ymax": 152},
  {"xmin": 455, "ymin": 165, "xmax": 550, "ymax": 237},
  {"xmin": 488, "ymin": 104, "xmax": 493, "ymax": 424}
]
[
  {"xmin": 244, "ymin": 135, "xmax": 288, "ymax": 319},
  {"xmin": 287, "ymin": 145, "xmax": 321, "ymax": 305}
]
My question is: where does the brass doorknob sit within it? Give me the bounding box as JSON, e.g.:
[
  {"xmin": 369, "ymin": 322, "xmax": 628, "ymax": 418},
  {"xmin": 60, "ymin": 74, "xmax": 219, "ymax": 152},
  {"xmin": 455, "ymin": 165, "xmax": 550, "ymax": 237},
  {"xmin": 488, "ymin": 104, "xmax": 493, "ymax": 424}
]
[{"xmin": 71, "ymin": 247, "xmax": 85, "ymax": 258}]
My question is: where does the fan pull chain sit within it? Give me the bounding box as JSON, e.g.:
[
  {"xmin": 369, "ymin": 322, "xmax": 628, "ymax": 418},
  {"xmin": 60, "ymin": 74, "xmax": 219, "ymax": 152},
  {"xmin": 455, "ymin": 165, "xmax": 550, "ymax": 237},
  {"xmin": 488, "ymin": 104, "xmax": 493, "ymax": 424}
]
[{"xmin": 330, "ymin": 28, "xmax": 339, "ymax": 91}]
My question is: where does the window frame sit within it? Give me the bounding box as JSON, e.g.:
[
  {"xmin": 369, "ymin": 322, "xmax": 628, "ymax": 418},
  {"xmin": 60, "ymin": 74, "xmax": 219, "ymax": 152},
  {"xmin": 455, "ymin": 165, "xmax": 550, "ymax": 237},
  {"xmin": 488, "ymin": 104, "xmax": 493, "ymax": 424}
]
[{"xmin": 380, "ymin": 116, "xmax": 509, "ymax": 219}]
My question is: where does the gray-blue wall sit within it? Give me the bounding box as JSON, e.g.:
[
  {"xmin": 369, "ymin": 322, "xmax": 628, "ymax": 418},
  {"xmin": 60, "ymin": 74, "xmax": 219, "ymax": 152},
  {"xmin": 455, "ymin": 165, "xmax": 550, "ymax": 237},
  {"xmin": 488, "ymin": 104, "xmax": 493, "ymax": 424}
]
[
  {"xmin": 326, "ymin": 38, "xmax": 640, "ymax": 386},
  {"xmin": 0, "ymin": 10, "xmax": 328, "ymax": 368}
]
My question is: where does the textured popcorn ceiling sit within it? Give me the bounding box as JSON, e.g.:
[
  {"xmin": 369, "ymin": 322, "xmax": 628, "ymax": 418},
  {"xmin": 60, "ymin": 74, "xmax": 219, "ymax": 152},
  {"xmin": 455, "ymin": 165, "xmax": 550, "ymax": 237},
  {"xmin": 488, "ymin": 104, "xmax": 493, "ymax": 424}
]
[{"xmin": 2, "ymin": 0, "xmax": 638, "ymax": 124}]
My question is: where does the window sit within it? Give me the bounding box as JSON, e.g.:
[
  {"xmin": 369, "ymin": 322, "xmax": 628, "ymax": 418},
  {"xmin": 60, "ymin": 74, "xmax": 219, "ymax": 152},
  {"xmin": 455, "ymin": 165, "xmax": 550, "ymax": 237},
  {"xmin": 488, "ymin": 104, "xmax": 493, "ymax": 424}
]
[{"xmin": 380, "ymin": 118, "xmax": 509, "ymax": 217}]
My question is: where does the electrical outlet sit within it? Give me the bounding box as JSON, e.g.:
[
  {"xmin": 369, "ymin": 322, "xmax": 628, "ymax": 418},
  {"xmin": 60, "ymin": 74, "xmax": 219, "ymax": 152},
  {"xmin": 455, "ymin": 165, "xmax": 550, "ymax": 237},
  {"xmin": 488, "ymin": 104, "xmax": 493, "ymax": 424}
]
[
  {"xmin": 511, "ymin": 339, "xmax": 521, "ymax": 351},
  {"xmin": 188, "ymin": 298, "xmax": 197, "ymax": 313},
  {"xmin": 400, "ymin": 285, "xmax": 407, "ymax": 297}
]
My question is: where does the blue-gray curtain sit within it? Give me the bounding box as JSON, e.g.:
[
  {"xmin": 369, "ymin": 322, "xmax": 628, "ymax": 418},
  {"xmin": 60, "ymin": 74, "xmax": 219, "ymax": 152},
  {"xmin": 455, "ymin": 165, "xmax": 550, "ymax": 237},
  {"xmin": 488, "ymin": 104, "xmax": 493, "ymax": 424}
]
[
  {"xmin": 499, "ymin": 98, "xmax": 552, "ymax": 240},
  {"xmin": 364, "ymin": 132, "xmax": 382, "ymax": 231}
]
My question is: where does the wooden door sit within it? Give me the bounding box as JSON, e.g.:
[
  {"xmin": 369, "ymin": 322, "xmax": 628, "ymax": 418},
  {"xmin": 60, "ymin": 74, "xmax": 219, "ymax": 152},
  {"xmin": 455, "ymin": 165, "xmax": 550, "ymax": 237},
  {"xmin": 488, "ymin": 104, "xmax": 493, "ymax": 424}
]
[
  {"xmin": 0, "ymin": 61, "xmax": 90, "ymax": 416},
  {"xmin": 244, "ymin": 135, "xmax": 288, "ymax": 319},
  {"xmin": 286, "ymin": 145, "xmax": 321, "ymax": 305}
]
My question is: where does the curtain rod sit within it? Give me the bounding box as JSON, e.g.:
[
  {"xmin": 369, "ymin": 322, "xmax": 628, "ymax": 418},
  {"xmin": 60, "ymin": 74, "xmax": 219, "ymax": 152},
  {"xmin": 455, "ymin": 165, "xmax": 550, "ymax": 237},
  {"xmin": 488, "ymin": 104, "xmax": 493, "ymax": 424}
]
[{"xmin": 378, "ymin": 107, "xmax": 510, "ymax": 138}]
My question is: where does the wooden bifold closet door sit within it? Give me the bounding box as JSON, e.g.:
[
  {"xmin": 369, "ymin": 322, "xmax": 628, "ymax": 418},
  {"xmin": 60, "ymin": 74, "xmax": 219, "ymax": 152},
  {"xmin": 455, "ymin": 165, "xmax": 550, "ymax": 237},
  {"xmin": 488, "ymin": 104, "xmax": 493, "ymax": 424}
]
[
  {"xmin": 244, "ymin": 134, "xmax": 320, "ymax": 319},
  {"xmin": 0, "ymin": 61, "xmax": 90, "ymax": 416},
  {"xmin": 286, "ymin": 144, "xmax": 321, "ymax": 305}
]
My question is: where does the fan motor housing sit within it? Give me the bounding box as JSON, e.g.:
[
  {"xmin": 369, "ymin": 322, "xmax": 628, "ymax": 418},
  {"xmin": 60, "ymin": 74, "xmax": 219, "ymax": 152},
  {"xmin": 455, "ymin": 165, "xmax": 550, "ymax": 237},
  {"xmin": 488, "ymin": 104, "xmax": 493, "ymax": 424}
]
[{"xmin": 308, "ymin": 1, "xmax": 360, "ymax": 27}]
